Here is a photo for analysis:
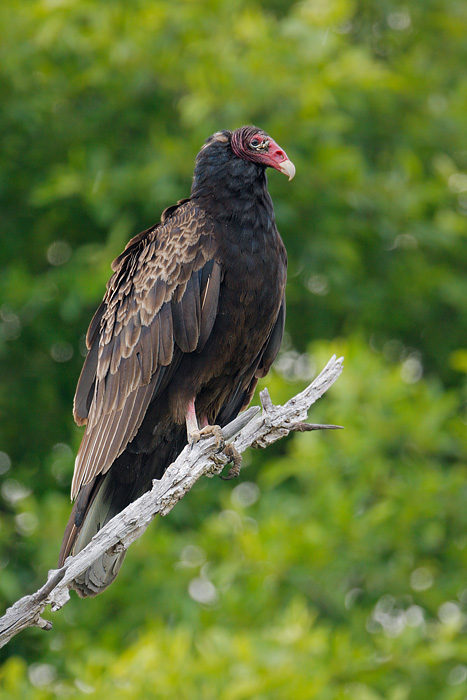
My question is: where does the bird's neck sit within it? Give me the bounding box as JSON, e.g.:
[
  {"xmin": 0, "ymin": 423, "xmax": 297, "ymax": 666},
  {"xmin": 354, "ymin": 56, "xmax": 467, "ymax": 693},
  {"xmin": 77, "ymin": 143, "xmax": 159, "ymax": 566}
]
[{"xmin": 190, "ymin": 160, "xmax": 276, "ymax": 238}]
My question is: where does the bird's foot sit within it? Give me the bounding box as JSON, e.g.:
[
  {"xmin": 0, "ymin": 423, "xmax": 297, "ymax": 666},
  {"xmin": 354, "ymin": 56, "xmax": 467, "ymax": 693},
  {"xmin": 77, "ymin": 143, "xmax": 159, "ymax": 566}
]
[
  {"xmin": 189, "ymin": 424, "xmax": 225, "ymax": 450},
  {"xmin": 188, "ymin": 422, "xmax": 241, "ymax": 479},
  {"xmin": 219, "ymin": 443, "xmax": 242, "ymax": 480}
]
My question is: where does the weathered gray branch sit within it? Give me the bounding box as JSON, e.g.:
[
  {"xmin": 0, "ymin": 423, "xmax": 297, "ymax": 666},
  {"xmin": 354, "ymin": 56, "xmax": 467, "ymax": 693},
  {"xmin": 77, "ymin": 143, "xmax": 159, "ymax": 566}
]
[{"xmin": 0, "ymin": 355, "xmax": 343, "ymax": 648}]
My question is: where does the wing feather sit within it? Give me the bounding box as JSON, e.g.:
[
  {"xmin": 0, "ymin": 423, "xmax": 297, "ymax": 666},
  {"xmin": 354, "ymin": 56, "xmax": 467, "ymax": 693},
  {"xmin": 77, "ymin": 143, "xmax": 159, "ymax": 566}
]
[
  {"xmin": 255, "ymin": 297, "xmax": 286, "ymax": 379},
  {"xmin": 139, "ymin": 325, "xmax": 153, "ymax": 384},
  {"xmin": 157, "ymin": 301, "xmax": 174, "ymax": 366},
  {"xmin": 197, "ymin": 260, "xmax": 222, "ymax": 351},
  {"xmin": 73, "ymin": 339, "xmax": 99, "ymax": 426},
  {"xmin": 70, "ymin": 199, "xmax": 221, "ymax": 499},
  {"xmin": 172, "ymin": 275, "xmax": 201, "ymax": 352}
]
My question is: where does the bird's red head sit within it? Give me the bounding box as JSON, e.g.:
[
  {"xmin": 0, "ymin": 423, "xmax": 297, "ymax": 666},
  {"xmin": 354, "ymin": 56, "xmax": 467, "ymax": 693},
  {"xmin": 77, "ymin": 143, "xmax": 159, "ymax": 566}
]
[{"xmin": 231, "ymin": 126, "xmax": 295, "ymax": 181}]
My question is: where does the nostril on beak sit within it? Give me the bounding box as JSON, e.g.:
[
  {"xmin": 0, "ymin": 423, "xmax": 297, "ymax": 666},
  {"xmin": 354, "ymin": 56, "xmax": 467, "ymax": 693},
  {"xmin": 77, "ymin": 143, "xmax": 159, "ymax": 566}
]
[{"xmin": 273, "ymin": 149, "xmax": 286, "ymax": 161}]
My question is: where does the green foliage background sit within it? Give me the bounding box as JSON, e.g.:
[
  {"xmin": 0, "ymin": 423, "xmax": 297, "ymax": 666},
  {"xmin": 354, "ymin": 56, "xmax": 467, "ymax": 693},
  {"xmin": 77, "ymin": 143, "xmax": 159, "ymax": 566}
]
[{"xmin": 1, "ymin": 0, "xmax": 467, "ymax": 697}]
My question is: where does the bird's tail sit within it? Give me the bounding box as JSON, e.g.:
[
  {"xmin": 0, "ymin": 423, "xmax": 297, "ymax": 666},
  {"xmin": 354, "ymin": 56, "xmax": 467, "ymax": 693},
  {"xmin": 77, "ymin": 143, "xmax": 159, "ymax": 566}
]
[
  {"xmin": 58, "ymin": 447, "xmax": 159, "ymax": 597},
  {"xmin": 58, "ymin": 426, "xmax": 187, "ymax": 597},
  {"xmin": 58, "ymin": 469, "xmax": 129, "ymax": 597}
]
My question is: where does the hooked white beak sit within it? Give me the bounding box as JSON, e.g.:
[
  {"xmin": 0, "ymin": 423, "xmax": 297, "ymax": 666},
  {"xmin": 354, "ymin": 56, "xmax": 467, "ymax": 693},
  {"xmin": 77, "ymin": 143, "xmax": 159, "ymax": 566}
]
[{"xmin": 277, "ymin": 158, "xmax": 296, "ymax": 181}]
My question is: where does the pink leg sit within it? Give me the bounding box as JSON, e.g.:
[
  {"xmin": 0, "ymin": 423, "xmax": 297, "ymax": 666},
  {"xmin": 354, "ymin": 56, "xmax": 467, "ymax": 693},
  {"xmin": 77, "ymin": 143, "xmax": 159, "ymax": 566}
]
[
  {"xmin": 185, "ymin": 398, "xmax": 199, "ymax": 441},
  {"xmin": 185, "ymin": 399, "xmax": 224, "ymax": 449}
]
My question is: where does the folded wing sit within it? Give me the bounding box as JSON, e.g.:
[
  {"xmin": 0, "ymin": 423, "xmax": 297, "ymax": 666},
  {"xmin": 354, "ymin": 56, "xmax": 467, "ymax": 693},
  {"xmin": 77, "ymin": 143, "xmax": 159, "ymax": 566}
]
[{"xmin": 70, "ymin": 200, "xmax": 221, "ymax": 499}]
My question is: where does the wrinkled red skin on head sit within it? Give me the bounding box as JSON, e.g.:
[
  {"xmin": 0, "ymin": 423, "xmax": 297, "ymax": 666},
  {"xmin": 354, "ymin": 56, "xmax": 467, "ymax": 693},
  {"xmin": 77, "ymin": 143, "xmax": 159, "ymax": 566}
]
[{"xmin": 231, "ymin": 126, "xmax": 290, "ymax": 174}]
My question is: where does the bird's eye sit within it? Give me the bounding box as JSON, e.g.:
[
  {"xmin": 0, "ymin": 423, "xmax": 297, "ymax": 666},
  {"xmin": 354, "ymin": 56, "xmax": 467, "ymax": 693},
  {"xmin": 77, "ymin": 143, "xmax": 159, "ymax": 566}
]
[{"xmin": 249, "ymin": 135, "xmax": 269, "ymax": 152}]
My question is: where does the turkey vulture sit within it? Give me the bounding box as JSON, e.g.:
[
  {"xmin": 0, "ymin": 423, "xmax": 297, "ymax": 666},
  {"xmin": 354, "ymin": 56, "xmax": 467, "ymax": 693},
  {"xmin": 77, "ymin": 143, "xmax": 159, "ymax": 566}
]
[{"xmin": 58, "ymin": 125, "xmax": 294, "ymax": 596}]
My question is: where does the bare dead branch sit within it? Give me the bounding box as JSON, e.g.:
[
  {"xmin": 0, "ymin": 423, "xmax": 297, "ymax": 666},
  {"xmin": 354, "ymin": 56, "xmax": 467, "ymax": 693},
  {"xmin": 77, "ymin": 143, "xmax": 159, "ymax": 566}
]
[{"xmin": 0, "ymin": 355, "xmax": 343, "ymax": 648}]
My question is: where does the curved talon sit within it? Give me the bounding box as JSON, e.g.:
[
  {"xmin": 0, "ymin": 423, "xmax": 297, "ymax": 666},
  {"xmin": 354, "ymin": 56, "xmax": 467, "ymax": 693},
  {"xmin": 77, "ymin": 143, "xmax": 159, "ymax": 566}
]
[
  {"xmin": 188, "ymin": 429, "xmax": 201, "ymax": 445},
  {"xmin": 219, "ymin": 443, "xmax": 242, "ymax": 480}
]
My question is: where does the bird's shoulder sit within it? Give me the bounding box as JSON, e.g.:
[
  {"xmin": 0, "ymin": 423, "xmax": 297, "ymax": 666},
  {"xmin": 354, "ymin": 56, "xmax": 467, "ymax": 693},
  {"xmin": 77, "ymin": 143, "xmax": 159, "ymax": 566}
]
[
  {"xmin": 110, "ymin": 198, "xmax": 216, "ymax": 287},
  {"xmin": 87, "ymin": 198, "xmax": 218, "ymax": 349}
]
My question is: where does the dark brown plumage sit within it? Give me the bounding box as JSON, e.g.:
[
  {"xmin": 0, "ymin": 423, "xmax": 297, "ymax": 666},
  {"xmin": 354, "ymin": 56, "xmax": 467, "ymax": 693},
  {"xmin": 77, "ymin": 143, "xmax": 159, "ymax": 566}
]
[{"xmin": 59, "ymin": 126, "xmax": 294, "ymax": 596}]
